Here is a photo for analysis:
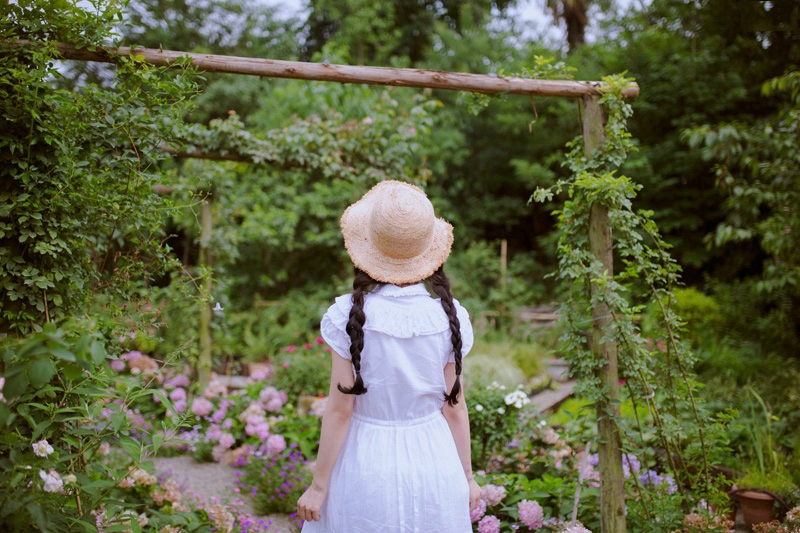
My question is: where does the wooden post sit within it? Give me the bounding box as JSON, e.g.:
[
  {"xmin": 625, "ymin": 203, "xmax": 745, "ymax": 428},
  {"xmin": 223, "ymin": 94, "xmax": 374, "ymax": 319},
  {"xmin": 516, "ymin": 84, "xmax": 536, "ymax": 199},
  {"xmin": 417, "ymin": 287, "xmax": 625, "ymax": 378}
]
[
  {"xmin": 584, "ymin": 95, "xmax": 625, "ymax": 533},
  {"xmin": 500, "ymin": 239, "xmax": 508, "ymax": 293},
  {"xmin": 197, "ymin": 193, "xmax": 213, "ymax": 387}
]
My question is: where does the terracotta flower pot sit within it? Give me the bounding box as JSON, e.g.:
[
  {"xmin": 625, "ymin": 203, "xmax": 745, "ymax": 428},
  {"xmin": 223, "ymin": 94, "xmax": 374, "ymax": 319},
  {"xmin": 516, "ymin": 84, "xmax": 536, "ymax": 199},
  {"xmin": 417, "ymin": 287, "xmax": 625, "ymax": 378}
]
[{"xmin": 738, "ymin": 490, "xmax": 776, "ymax": 526}]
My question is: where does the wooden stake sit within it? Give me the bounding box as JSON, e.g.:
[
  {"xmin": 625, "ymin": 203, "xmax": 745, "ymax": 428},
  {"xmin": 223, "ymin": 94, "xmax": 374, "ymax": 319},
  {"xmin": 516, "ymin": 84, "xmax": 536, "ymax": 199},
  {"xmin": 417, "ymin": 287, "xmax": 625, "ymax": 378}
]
[
  {"xmin": 584, "ymin": 94, "xmax": 626, "ymax": 533},
  {"xmin": 500, "ymin": 239, "xmax": 508, "ymax": 293},
  {"xmin": 197, "ymin": 194, "xmax": 213, "ymax": 387},
  {"xmin": 12, "ymin": 41, "xmax": 639, "ymax": 100}
]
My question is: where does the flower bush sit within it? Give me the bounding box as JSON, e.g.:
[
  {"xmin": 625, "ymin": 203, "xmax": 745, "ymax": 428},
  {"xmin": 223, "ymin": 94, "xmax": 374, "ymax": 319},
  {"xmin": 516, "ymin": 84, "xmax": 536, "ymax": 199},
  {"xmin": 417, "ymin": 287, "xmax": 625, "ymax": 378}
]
[
  {"xmin": 468, "ymin": 381, "xmax": 532, "ymax": 471},
  {"xmin": 235, "ymin": 444, "xmax": 312, "ymax": 520}
]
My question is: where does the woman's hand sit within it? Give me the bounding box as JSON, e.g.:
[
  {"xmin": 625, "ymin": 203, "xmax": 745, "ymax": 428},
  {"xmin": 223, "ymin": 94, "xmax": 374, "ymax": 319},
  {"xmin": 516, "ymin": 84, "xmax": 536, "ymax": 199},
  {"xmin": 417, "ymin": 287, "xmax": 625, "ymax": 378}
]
[
  {"xmin": 468, "ymin": 477, "xmax": 482, "ymax": 512},
  {"xmin": 297, "ymin": 482, "xmax": 328, "ymax": 522}
]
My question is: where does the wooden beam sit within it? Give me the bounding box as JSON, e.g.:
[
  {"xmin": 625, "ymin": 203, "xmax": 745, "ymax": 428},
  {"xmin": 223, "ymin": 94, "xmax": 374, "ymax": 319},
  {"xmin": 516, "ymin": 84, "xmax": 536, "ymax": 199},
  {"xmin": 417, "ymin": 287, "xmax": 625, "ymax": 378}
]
[
  {"xmin": 11, "ymin": 41, "xmax": 639, "ymax": 100},
  {"xmin": 584, "ymin": 94, "xmax": 626, "ymax": 533}
]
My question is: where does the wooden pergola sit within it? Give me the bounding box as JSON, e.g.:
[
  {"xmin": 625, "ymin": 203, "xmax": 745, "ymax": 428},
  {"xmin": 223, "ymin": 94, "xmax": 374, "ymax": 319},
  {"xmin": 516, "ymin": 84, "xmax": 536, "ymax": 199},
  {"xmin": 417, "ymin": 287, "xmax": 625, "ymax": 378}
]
[{"xmin": 46, "ymin": 40, "xmax": 636, "ymax": 533}]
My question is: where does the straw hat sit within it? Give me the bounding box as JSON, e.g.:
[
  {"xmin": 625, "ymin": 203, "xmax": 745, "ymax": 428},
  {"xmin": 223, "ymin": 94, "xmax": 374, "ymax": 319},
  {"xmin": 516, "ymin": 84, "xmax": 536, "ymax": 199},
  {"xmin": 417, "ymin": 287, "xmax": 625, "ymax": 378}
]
[{"xmin": 341, "ymin": 180, "xmax": 453, "ymax": 285}]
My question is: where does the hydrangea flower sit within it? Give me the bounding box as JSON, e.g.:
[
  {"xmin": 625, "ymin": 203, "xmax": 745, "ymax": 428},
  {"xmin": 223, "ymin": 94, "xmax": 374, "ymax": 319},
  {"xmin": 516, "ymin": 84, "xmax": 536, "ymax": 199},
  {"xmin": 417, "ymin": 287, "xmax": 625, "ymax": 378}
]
[
  {"xmin": 32, "ymin": 439, "xmax": 54, "ymax": 457},
  {"xmin": 560, "ymin": 522, "xmax": 592, "ymax": 533},
  {"xmin": 477, "ymin": 515, "xmax": 501, "ymax": 533},
  {"xmin": 190, "ymin": 397, "xmax": 214, "ymax": 417},
  {"xmin": 518, "ymin": 500, "xmax": 544, "ymax": 529},
  {"xmin": 480, "ymin": 484, "xmax": 506, "ymax": 506},
  {"xmin": 470, "ymin": 499, "xmax": 487, "ymax": 523},
  {"xmin": 266, "ymin": 434, "xmax": 287, "ymax": 456}
]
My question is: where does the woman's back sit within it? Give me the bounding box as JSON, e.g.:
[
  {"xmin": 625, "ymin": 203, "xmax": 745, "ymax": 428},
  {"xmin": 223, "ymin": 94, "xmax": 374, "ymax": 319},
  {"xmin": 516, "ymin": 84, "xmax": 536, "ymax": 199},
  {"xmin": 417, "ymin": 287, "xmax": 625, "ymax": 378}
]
[{"xmin": 321, "ymin": 283, "xmax": 473, "ymax": 421}]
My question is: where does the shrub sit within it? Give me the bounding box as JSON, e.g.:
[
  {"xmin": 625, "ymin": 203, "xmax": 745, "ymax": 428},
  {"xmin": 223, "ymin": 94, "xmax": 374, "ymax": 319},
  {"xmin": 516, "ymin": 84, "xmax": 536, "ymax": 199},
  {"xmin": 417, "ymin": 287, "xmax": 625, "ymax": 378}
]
[
  {"xmin": 236, "ymin": 446, "xmax": 312, "ymax": 516},
  {"xmin": 271, "ymin": 339, "xmax": 332, "ymax": 399},
  {"xmin": 468, "ymin": 381, "xmax": 532, "ymax": 471}
]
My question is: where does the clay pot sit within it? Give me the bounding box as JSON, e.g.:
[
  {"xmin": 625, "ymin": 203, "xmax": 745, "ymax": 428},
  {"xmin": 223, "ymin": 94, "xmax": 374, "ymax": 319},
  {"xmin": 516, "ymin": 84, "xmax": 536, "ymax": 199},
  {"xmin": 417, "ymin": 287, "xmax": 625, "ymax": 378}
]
[{"xmin": 738, "ymin": 490, "xmax": 776, "ymax": 526}]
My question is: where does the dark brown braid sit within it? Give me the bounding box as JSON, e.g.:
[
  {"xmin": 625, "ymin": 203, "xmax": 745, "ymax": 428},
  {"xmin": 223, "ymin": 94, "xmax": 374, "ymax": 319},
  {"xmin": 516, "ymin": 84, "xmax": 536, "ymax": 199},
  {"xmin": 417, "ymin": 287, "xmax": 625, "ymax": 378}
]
[
  {"xmin": 337, "ymin": 268, "xmax": 377, "ymax": 395},
  {"xmin": 428, "ymin": 265, "xmax": 464, "ymax": 406}
]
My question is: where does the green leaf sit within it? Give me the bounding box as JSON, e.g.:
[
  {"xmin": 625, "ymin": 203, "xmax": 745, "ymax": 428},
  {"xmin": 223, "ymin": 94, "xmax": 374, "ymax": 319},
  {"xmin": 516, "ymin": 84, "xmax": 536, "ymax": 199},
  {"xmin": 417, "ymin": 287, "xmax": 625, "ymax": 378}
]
[
  {"xmin": 28, "ymin": 358, "xmax": 56, "ymax": 387},
  {"xmin": 49, "ymin": 347, "xmax": 76, "ymax": 362},
  {"xmin": 89, "ymin": 341, "xmax": 106, "ymax": 365}
]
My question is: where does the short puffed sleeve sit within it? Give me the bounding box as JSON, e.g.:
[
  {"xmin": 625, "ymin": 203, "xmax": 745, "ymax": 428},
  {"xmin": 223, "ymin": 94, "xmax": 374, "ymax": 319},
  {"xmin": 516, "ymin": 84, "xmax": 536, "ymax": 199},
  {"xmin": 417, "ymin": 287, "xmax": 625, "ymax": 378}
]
[
  {"xmin": 319, "ymin": 295, "xmax": 352, "ymax": 360},
  {"xmin": 447, "ymin": 299, "xmax": 474, "ymax": 362}
]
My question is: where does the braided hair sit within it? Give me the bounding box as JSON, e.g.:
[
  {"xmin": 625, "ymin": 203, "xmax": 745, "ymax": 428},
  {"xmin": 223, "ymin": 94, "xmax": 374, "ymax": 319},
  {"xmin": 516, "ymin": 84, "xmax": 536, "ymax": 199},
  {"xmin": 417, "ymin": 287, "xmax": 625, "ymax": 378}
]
[
  {"xmin": 338, "ymin": 266, "xmax": 464, "ymax": 407},
  {"xmin": 337, "ymin": 268, "xmax": 377, "ymax": 395},
  {"xmin": 428, "ymin": 265, "xmax": 464, "ymax": 406}
]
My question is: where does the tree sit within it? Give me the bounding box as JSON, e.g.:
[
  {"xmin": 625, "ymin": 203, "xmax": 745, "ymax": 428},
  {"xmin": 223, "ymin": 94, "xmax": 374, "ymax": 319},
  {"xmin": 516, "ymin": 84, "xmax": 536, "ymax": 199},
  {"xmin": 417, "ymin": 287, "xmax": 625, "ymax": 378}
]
[
  {"xmin": 301, "ymin": 0, "xmax": 516, "ymax": 65},
  {"xmin": 685, "ymin": 71, "xmax": 800, "ymax": 352}
]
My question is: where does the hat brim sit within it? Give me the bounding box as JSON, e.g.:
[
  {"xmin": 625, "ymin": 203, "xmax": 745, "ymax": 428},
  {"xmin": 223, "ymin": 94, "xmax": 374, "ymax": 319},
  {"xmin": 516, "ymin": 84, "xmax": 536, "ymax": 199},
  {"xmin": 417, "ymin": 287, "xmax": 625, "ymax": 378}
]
[{"xmin": 341, "ymin": 181, "xmax": 454, "ymax": 285}]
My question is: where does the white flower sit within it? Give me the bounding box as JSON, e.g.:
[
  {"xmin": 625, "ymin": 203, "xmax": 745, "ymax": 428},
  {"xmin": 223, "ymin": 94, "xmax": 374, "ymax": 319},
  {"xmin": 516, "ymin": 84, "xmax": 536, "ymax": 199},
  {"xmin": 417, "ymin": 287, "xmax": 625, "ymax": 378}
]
[
  {"xmin": 474, "ymin": 404, "xmax": 484, "ymax": 412},
  {"xmin": 504, "ymin": 390, "xmax": 531, "ymax": 409},
  {"xmin": 32, "ymin": 439, "xmax": 54, "ymax": 457},
  {"xmin": 0, "ymin": 376, "xmax": 5, "ymax": 403},
  {"xmin": 39, "ymin": 469, "xmax": 63, "ymax": 493},
  {"xmin": 212, "ymin": 302, "xmax": 224, "ymax": 312},
  {"xmin": 497, "ymin": 407, "xmax": 506, "ymax": 414},
  {"xmin": 64, "ymin": 473, "xmax": 77, "ymax": 485}
]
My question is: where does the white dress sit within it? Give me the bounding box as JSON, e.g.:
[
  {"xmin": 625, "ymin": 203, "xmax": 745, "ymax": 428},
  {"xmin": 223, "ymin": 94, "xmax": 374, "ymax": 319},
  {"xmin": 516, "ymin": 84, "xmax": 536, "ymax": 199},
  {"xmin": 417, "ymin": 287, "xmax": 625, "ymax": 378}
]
[{"xmin": 301, "ymin": 282, "xmax": 474, "ymax": 533}]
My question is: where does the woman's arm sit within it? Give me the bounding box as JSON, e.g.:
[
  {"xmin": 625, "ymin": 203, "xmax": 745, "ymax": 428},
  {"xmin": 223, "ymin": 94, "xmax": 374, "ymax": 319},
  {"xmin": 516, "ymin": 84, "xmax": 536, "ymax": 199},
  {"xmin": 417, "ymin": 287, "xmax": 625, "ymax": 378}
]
[
  {"xmin": 296, "ymin": 351, "xmax": 356, "ymax": 522},
  {"xmin": 441, "ymin": 362, "xmax": 481, "ymax": 511}
]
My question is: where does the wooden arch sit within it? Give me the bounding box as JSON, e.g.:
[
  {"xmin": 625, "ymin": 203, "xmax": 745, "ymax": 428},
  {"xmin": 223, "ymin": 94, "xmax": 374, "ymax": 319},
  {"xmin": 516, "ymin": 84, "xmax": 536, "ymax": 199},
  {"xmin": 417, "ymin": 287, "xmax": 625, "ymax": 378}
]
[{"xmin": 40, "ymin": 40, "xmax": 635, "ymax": 533}]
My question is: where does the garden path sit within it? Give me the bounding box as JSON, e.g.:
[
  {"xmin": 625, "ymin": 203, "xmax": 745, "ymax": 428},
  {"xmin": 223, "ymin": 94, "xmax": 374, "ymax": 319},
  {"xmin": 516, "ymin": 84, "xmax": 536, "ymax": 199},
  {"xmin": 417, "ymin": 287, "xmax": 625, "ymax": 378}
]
[{"xmin": 153, "ymin": 455, "xmax": 294, "ymax": 532}]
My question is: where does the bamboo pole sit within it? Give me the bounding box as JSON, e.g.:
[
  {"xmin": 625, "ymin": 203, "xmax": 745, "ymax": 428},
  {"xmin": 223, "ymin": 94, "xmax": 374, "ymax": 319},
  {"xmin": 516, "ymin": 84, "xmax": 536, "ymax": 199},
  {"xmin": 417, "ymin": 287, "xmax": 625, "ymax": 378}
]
[
  {"xmin": 197, "ymin": 194, "xmax": 213, "ymax": 387},
  {"xmin": 12, "ymin": 41, "xmax": 639, "ymax": 100},
  {"xmin": 584, "ymin": 95, "xmax": 626, "ymax": 533}
]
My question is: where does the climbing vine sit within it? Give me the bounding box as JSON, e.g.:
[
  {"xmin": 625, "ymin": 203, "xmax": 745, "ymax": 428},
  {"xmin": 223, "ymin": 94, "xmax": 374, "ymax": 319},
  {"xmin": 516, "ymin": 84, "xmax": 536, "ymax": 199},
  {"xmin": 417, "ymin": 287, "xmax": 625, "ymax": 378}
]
[{"xmin": 533, "ymin": 75, "xmax": 731, "ymax": 517}]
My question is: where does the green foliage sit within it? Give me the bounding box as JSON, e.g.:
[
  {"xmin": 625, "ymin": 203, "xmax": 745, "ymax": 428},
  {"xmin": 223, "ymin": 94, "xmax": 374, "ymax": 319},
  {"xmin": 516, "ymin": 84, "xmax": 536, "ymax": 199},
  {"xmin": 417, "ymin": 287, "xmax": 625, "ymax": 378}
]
[
  {"xmin": 533, "ymin": 73, "xmax": 732, "ymax": 518},
  {"xmin": 271, "ymin": 342, "xmax": 332, "ymax": 400},
  {"xmin": 684, "ymin": 71, "xmax": 800, "ymax": 353},
  {"xmin": 0, "ymin": 323, "xmax": 184, "ymax": 531},
  {"xmin": 1, "ymin": 1, "xmax": 198, "ymax": 335},
  {"xmin": 467, "ymin": 381, "xmax": 531, "ymax": 471},
  {"xmin": 642, "ymin": 287, "xmax": 723, "ymax": 347}
]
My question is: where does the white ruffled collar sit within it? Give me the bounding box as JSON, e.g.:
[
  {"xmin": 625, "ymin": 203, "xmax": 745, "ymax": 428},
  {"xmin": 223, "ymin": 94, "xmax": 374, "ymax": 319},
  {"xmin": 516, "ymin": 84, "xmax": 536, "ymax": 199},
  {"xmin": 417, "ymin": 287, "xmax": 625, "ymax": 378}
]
[{"xmin": 371, "ymin": 283, "xmax": 430, "ymax": 298}]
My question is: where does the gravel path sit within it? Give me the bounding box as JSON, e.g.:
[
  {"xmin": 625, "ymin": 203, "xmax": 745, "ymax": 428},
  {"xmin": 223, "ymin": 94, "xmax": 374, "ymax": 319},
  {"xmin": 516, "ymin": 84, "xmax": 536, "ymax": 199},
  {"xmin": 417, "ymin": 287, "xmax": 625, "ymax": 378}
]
[{"xmin": 152, "ymin": 455, "xmax": 295, "ymax": 532}]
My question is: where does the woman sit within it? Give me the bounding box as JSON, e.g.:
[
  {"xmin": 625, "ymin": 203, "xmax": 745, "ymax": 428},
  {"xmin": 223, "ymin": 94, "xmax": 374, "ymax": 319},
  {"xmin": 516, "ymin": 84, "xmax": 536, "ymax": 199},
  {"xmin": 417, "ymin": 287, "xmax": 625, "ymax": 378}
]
[{"xmin": 297, "ymin": 180, "xmax": 480, "ymax": 532}]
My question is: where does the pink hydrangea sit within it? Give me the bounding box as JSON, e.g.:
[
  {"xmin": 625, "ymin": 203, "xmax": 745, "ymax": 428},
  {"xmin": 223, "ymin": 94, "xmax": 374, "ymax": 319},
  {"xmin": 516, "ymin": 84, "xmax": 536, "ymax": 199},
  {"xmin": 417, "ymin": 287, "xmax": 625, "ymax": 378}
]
[
  {"xmin": 204, "ymin": 380, "xmax": 227, "ymax": 399},
  {"xmin": 165, "ymin": 374, "xmax": 190, "ymax": 389},
  {"xmin": 219, "ymin": 432, "xmax": 235, "ymax": 449},
  {"xmin": 249, "ymin": 367, "xmax": 271, "ymax": 381},
  {"xmin": 265, "ymin": 397, "xmax": 283, "ymax": 412},
  {"xmin": 266, "ymin": 434, "xmax": 286, "ymax": 456},
  {"xmin": 169, "ymin": 387, "xmax": 186, "ymax": 402},
  {"xmin": 256, "ymin": 423, "xmax": 271, "ymax": 442},
  {"xmin": 561, "ymin": 522, "xmax": 592, "ymax": 533},
  {"xmin": 206, "ymin": 424, "xmax": 223, "ymax": 442},
  {"xmin": 470, "ymin": 499, "xmax": 487, "ymax": 523},
  {"xmin": 211, "ymin": 407, "xmax": 228, "ymax": 424},
  {"xmin": 481, "ymin": 484, "xmax": 506, "ymax": 506},
  {"xmin": 121, "ymin": 351, "xmax": 142, "ymax": 362},
  {"xmin": 190, "ymin": 397, "xmax": 214, "ymax": 417},
  {"xmin": 518, "ymin": 500, "xmax": 544, "ymax": 529},
  {"xmin": 173, "ymin": 399, "xmax": 186, "ymax": 413},
  {"xmin": 477, "ymin": 515, "xmax": 501, "ymax": 533}
]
